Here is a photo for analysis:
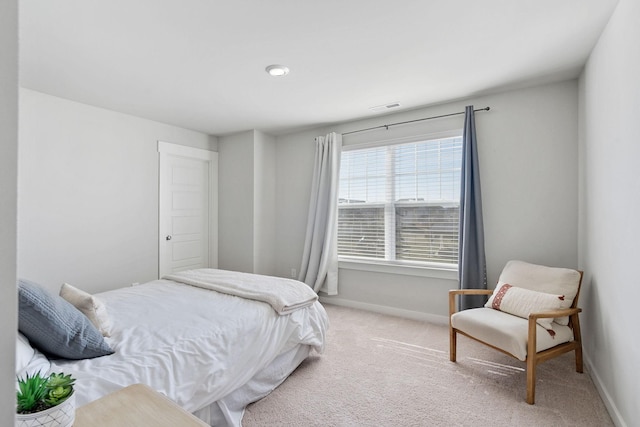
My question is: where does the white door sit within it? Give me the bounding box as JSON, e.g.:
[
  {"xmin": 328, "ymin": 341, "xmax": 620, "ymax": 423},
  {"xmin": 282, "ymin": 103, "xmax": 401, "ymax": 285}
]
[{"xmin": 158, "ymin": 142, "xmax": 218, "ymax": 278}]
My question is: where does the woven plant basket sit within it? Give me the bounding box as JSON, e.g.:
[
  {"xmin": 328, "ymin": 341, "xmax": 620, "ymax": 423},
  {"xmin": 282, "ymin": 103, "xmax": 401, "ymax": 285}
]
[{"xmin": 16, "ymin": 392, "xmax": 75, "ymax": 427}]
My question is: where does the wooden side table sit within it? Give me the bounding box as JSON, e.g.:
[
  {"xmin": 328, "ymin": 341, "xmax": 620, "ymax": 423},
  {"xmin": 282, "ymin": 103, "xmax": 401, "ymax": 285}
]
[{"xmin": 74, "ymin": 383, "xmax": 208, "ymax": 426}]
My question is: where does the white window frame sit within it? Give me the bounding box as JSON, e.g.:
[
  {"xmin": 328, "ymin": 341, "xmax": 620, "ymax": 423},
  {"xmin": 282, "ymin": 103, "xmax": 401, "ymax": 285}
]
[{"xmin": 338, "ymin": 130, "xmax": 462, "ymax": 278}]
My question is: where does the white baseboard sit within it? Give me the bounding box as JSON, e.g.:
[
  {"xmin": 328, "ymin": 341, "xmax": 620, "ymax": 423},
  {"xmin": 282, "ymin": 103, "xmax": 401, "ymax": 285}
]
[
  {"xmin": 583, "ymin": 352, "xmax": 627, "ymax": 427},
  {"xmin": 318, "ymin": 296, "xmax": 449, "ymax": 326}
]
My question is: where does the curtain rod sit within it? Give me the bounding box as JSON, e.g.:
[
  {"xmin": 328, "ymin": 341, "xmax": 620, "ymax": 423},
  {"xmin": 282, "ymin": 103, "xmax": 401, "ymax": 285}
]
[{"xmin": 342, "ymin": 106, "xmax": 490, "ymax": 136}]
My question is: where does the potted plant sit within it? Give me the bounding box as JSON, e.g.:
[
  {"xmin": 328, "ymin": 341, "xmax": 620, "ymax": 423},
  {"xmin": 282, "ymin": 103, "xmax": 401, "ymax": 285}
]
[{"xmin": 16, "ymin": 372, "xmax": 76, "ymax": 427}]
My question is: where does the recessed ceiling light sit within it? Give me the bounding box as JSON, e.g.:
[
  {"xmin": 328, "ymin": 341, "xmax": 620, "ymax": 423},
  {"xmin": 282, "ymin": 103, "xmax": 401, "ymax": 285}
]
[{"xmin": 265, "ymin": 64, "xmax": 290, "ymax": 77}]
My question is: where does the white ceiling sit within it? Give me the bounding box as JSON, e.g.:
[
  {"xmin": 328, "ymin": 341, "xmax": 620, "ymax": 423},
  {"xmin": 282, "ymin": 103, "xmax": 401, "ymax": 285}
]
[{"xmin": 19, "ymin": 1, "xmax": 618, "ymax": 136}]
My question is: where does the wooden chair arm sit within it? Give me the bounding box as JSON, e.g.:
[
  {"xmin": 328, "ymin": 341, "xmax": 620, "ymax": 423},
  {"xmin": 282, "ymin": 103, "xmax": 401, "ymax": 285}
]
[
  {"xmin": 527, "ymin": 307, "xmax": 583, "ymax": 367},
  {"xmin": 528, "ymin": 307, "xmax": 582, "ymax": 320},
  {"xmin": 449, "ymin": 289, "xmax": 494, "ymax": 296},
  {"xmin": 448, "ymin": 289, "xmax": 494, "ymax": 316}
]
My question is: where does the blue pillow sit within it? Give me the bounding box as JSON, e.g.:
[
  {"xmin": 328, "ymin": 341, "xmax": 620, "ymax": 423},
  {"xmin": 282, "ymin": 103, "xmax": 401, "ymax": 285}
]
[{"xmin": 18, "ymin": 279, "xmax": 114, "ymax": 360}]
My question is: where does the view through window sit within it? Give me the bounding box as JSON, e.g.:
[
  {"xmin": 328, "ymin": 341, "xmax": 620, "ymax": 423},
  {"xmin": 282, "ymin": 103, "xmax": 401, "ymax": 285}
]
[{"xmin": 338, "ymin": 134, "xmax": 462, "ymax": 267}]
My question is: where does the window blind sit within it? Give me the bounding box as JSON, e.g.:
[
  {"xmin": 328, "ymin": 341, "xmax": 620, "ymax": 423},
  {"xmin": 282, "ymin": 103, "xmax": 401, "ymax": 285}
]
[
  {"xmin": 338, "ymin": 135, "xmax": 462, "ymax": 265},
  {"xmin": 337, "ymin": 206, "xmax": 385, "ymax": 258}
]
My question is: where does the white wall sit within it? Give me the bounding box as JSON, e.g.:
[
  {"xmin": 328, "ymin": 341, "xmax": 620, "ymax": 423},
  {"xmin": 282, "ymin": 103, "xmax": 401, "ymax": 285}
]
[
  {"xmin": 0, "ymin": 0, "xmax": 18, "ymax": 424},
  {"xmin": 578, "ymin": 0, "xmax": 640, "ymax": 424},
  {"xmin": 253, "ymin": 131, "xmax": 277, "ymax": 276},
  {"xmin": 276, "ymin": 80, "xmax": 580, "ymax": 319},
  {"xmin": 218, "ymin": 131, "xmax": 255, "ymax": 272},
  {"xmin": 18, "ymin": 89, "xmax": 215, "ymax": 295},
  {"xmin": 218, "ymin": 130, "xmax": 277, "ymax": 275}
]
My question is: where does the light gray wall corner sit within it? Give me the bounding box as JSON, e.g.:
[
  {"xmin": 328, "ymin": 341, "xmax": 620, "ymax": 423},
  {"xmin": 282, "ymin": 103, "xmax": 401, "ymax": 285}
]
[
  {"xmin": 17, "ymin": 89, "xmax": 211, "ymax": 295},
  {"xmin": 274, "ymin": 129, "xmax": 318, "ymax": 279},
  {"xmin": 217, "ymin": 131, "xmax": 256, "ymax": 273},
  {"xmin": 218, "ymin": 130, "xmax": 279, "ymax": 276},
  {"xmin": 0, "ymin": 0, "xmax": 18, "ymax": 424},
  {"xmin": 207, "ymin": 134, "xmax": 219, "ymax": 152},
  {"xmin": 578, "ymin": 0, "xmax": 640, "ymax": 425},
  {"xmin": 253, "ymin": 131, "xmax": 277, "ymax": 276}
]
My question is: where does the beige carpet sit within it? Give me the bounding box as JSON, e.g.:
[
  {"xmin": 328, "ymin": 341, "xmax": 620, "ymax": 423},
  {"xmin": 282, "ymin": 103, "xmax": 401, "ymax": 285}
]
[{"xmin": 243, "ymin": 304, "xmax": 613, "ymax": 427}]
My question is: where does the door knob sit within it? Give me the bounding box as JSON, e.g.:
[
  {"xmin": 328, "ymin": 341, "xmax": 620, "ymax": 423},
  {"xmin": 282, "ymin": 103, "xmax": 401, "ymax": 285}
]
[{"xmin": 166, "ymin": 235, "xmax": 172, "ymax": 241}]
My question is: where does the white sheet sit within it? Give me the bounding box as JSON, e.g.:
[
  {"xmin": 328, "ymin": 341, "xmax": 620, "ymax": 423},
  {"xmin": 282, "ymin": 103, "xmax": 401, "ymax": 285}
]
[
  {"xmin": 165, "ymin": 268, "xmax": 318, "ymax": 315},
  {"xmin": 194, "ymin": 345, "xmax": 311, "ymax": 426},
  {"xmin": 48, "ymin": 278, "xmax": 328, "ymax": 426}
]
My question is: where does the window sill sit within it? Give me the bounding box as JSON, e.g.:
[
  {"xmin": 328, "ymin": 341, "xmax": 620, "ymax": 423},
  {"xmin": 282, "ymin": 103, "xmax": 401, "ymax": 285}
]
[{"xmin": 338, "ymin": 258, "xmax": 458, "ymax": 280}]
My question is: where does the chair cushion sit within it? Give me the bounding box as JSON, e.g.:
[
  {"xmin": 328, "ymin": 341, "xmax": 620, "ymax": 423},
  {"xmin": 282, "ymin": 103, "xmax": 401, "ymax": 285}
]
[
  {"xmin": 484, "ymin": 282, "xmax": 564, "ymax": 332},
  {"xmin": 498, "ymin": 260, "xmax": 581, "ymax": 325},
  {"xmin": 451, "ymin": 308, "xmax": 574, "ymax": 361}
]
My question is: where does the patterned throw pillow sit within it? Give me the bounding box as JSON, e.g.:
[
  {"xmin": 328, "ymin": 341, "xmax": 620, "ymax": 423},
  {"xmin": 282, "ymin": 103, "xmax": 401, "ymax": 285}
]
[{"xmin": 485, "ymin": 282, "xmax": 565, "ymax": 336}]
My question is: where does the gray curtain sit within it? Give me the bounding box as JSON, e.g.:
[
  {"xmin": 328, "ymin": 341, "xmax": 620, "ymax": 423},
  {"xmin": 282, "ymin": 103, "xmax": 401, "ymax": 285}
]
[
  {"xmin": 299, "ymin": 132, "xmax": 342, "ymax": 295},
  {"xmin": 458, "ymin": 105, "xmax": 487, "ymax": 310}
]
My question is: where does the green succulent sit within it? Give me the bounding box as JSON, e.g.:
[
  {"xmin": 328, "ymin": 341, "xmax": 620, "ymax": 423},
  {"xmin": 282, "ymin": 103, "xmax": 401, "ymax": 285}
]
[
  {"xmin": 16, "ymin": 372, "xmax": 49, "ymax": 413},
  {"xmin": 16, "ymin": 372, "xmax": 75, "ymax": 414},
  {"xmin": 45, "ymin": 373, "xmax": 75, "ymax": 406}
]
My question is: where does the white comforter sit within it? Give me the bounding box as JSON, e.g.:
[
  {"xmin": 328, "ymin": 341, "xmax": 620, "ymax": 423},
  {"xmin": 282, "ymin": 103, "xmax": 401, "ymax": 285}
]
[
  {"xmin": 49, "ymin": 277, "xmax": 328, "ymax": 424},
  {"xmin": 165, "ymin": 268, "xmax": 318, "ymax": 315}
]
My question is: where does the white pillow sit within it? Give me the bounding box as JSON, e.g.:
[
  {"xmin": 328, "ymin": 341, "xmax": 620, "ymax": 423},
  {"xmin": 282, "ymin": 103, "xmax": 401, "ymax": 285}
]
[
  {"xmin": 485, "ymin": 282, "xmax": 565, "ymax": 335},
  {"xmin": 16, "ymin": 333, "xmax": 35, "ymax": 374},
  {"xmin": 60, "ymin": 283, "xmax": 113, "ymax": 337},
  {"xmin": 16, "ymin": 333, "xmax": 50, "ymax": 379}
]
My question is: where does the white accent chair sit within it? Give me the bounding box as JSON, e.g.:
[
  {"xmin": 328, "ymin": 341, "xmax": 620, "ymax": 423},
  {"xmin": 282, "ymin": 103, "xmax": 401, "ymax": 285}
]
[{"xmin": 449, "ymin": 260, "xmax": 584, "ymax": 404}]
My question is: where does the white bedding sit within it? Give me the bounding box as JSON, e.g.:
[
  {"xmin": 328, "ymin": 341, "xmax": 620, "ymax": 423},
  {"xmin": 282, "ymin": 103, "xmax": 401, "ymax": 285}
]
[
  {"xmin": 165, "ymin": 268, "xmax": 318, "ymax": 315},
  {"xmin": 48, "ymin": 276, "xmax": 328, "ymax": 426}
]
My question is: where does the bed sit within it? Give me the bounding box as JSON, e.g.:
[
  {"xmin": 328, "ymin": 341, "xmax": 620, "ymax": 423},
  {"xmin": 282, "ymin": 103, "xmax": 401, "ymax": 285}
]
[{"xmin": 17, "ymin": 268, "xmax": 329, "ymax": 427}]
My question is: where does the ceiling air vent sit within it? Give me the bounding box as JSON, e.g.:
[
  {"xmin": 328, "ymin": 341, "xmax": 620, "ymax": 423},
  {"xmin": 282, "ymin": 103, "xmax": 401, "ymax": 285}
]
[{"xmin": 369, "ymin": 102, "xmax": 401, "ymax": 113}]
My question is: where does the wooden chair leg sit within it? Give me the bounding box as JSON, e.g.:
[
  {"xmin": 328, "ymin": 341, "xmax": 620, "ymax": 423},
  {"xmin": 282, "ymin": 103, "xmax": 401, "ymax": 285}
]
[
  {"xmin": 575, "ymin": 345, "xmax": 583, "ymax": 373},
  {"xmin": 450, "ymin": 328, "xmax": 457, "ymax": 362},
  {"xmin": 526, "ymin": 357, "xmax": 536, "ymax": 404},
  {"xmin": 571, "ymin": 313, "xmax": 584, "ymax": 373},
  {"xmin": 448, "ymin": 290, "xmax": 457, "ymax": 363},
  {"xmin": 526, "ymin": 317, "xmax": 537, "ymax": 404}
]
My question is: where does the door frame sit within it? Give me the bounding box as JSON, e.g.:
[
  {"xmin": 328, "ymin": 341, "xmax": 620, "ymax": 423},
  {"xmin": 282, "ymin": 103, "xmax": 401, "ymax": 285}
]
[{"xmin": 158, "ymin": 141, "xmax": 218, "ymax": 278}]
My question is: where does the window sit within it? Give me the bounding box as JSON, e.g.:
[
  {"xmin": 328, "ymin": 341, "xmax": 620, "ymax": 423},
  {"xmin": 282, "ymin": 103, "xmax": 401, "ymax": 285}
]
[{"xmin": 338, "ymin": 134, "xmax": 462, "ymax": 267}]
